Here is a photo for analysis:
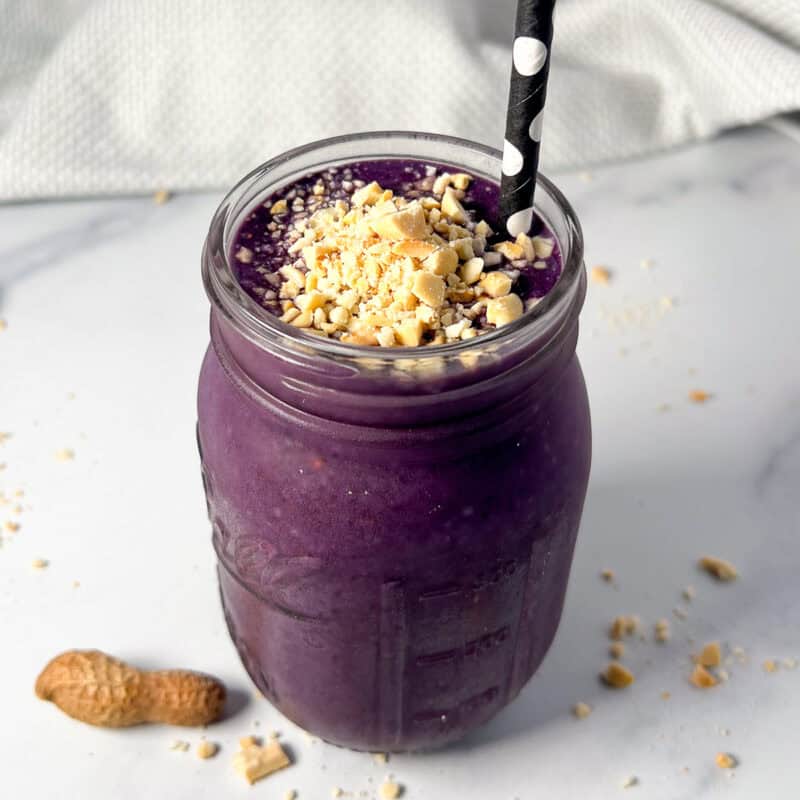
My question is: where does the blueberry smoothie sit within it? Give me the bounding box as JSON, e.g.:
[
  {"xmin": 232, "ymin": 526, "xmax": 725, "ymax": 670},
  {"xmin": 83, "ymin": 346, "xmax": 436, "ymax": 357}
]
[{"xmin": 198, "ymin": 134, "xmax": 591, "ymax": 751}]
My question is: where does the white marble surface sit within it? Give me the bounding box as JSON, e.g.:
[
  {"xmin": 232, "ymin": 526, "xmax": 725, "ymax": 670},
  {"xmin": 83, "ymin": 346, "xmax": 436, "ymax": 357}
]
[{"xmin": 1, "ymin": 127, "xmax": 799, "ymax": 798}]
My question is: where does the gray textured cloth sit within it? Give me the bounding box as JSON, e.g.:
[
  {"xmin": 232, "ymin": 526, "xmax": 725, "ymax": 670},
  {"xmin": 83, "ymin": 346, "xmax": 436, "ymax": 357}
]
[{"xmin": 1, "ymin": 0, "xmax": 799, "ymax": 200}]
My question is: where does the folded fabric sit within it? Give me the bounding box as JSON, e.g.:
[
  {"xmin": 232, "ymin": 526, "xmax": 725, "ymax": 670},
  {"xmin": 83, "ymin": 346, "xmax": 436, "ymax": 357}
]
[{"xmin": 0, "ymin": 0, "xmax": 798, "ymax": 200}]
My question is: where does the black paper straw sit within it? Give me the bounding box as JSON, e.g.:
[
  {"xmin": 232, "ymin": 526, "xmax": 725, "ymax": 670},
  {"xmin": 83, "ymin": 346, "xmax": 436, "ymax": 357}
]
[{"xmin": 499, "ymin": 0, "xmax": 556, "ymax": 238}]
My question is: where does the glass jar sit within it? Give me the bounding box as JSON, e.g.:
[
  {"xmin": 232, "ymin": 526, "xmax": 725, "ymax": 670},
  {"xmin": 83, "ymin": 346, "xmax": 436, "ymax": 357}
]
[{"xmin": 198, "ymin": 132, "xmax": 590, "ymax": 751}]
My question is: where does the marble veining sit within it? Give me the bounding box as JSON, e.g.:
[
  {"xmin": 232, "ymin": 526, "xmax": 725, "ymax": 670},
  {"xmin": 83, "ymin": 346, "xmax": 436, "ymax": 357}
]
[{"xmin": 0, "ymin": 127, "xmax": 798, "ymax": 799}]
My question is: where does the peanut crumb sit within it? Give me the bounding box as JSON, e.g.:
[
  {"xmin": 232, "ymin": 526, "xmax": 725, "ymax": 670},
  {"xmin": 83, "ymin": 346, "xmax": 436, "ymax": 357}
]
[
  {"xmin": 332, "ymin": 788, "xmax": 343, "ymax": 798},
  {"xmin": 622, "ymin": 776, "xmax": 638, "ymax": 789},
  {"xmin": 233, "ymin": 738, "xmax": 290, "ymax": 785},
  {"xmin": 284, "ymin": 792, "xmax": 297, "ymax": 800},
  {"xmin": 699, "ymin": 556, "xmax": 738, "ymax": 581},
  {"xmin": 689, "ymin": 390, "xmax": 712, "ymax": 404},
  {"xmin": 640, "ymin": 258, "xmax": 654, "ymax": 270},
  {"xmin": 31, "ymin": 558, "xmax": 49, "ymax": 570},
  {"xmin": 609, "ymin": 615, "xmax": 639, "ymax": 640},
  {"xmin": 609, "ymin": 641, "xmax": 625, "ymax": 659},
  {"xmin": 763, "ymin": 659, "xmax": 778, "ymax": 673},
  {"xmin": 572, "ymin": 701, "xmax": 592, "ymax": 719},
  {"xmin": 715, "ymin": 752, "xmax": 738, "ymax": 769},
  {"xmin": 0, "ymin": 432, "xmax": 11, "ymax": 445},
  {"xmin": 72, "ymin": 580, "xmax": 80, "ymax": 588},
  {"xmin": 689, "ymin": 663, "xmax": 718, "ymax": 688},
  {"xmin": 591, "ymin": 266, "xmax": 612, "ymax": 285},
  {"xmin": 660, "ymin": 691, "xmax": 671, "ymax": 700},
  {"xmin": 153, "ymin": 189, "xmax": 171, "ymax": 205},
  {"xmin": 600, "ymin": 568, "xmax": 615, "ymax": 583},
  {"xmin": 782, "ymin": 657, "xmax": 797, "ymax": 670},
  {"xmin": 0, "ymin": 319, "xmax": 6, "ymax": 331},
  {"xmin": 697, "ymin": 642, "xmax": 722, "ymax": 668},
  {"xmin": 239, "ymin": 735, "xmax": 259, "ymax": 748},
  {"xmin": 379, "ymin": 781, "xmax": 402, "ymax": 799},
  {"xmin": 672, "ymin": 607, "xmax": 688, "ymax": 621},
  {"xmin": 4, "ymin": 520, "xmax": 20, "ymax": 533},
  {"xmin": 682, "ymin": 586, "xmax": 696, "ymax": 602},
  {"xmin": 54, "ymin": 448, "xmax": 75, "ymax": 462},
  {"xmin": 654, "ymin": 619, "xmax": 671, "ymax": 642},
  {"xmin": 373, "ymin": 752, "xmax": 388, "ymax": 764},
  {"xmin": 602, "ymin": 662, "xmax": 635, "ymax": 688},
  {"xmin": 197, "ymin": 740, "xmax": 219, "ymax": 759},
  {"xmin": 170, "ymin": 739, "xmax": 190, "ymax": 752}
]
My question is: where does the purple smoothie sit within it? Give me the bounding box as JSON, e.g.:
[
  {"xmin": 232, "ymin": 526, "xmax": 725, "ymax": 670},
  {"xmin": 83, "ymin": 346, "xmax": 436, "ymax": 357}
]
[{"xmin": 198, "ymin": 138, "xmax": 590, "ymax": 751}]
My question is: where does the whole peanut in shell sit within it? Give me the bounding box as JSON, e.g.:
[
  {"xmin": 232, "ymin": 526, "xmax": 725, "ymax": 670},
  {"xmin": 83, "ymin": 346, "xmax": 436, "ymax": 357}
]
[{"xmin": 35, "ymin": 650, "xmax": 226, "ymax": 727}]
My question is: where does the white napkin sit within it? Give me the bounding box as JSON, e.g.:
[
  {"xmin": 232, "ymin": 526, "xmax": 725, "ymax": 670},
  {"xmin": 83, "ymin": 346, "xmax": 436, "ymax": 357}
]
[{"xmin": 1, "ymin": 0, "xmax": 798, "ymax": 200}]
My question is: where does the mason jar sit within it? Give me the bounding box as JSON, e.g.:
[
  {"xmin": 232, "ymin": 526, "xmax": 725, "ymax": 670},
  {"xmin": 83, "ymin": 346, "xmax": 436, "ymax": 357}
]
[{"xmin": 198, "ymin": 132, "xmax": 591, "ymax": 751}]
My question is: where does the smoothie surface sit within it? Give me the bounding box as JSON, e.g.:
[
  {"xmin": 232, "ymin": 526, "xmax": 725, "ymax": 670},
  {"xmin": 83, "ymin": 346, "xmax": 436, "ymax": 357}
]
[{"xmin": 231, "ymin": 159, "xmax": 562, "ymax": 346}]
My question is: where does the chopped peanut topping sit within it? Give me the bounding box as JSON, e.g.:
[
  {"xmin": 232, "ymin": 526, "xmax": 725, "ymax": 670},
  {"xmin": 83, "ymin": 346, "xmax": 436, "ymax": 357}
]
[
  {"xmin": 602, "ymin": 662, "xmax": 635, "ymax": 688},
  {"xmin": 699, "ymin": 556, "xmax": 738, "ymax": 581},
  {"xmin": 261, "ymin": 175, "xmax": 544, "ymax": 346},
  {"xmin": 763, "ymin": 659, "xmax": 778, "ymax": 673},
  {"xmin": 486, "ymin": 294, "xmax": 523, "ymax": 327},
  {"xmin": 689, "ymin": 663, "xmax": 718, "ymax": 688}
]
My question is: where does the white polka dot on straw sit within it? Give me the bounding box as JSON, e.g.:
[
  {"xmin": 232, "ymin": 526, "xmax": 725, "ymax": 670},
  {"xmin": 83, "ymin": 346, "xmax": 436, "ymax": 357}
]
[
  {"xmin": 502, "ymin": 139, "xmax": 524, "ymax": 176},
  {"xmin": 507, "ymin": 207, "xmax": 535, "ymax": 237},
  {"xmin": 529, "ymin": 109, "xmax": 544, "ymax": 142},
  {"xmin": 512, "ymin": 37, "xmax": 548, "ymax": 77}
]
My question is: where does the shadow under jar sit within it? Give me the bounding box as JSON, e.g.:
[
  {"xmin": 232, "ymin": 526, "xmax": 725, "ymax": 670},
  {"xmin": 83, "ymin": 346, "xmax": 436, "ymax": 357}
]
[{"xmin": 198, "ymin": 132, "xmax": 591, "ymax": 751}]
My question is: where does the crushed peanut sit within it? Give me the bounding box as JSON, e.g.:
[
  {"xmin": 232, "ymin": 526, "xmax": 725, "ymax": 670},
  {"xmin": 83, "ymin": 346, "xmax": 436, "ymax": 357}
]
[
  {"xmin": 170, "ymin": 739, "xmax": 190, "ymax": 752},
  {"xmin": 373, "ymin": 753, "xmax": 389, "ymax": 764},
  {"xmin": 572, "ymin": 701, "xmax": 592, "ymax": 719},
  {"xmin": 600, "ymin": 568, "xmax": 615, "ymax": 583},
  {"xmin": 379, "ymin": 781, "xmax": 402, "ymax": 799},
  {"xmin": 762, "ymin": 659, "xmax": 778, "ymax": 673},
  {"xmin": 654, "ymin": 619, "xmax": 671, "ymax": 643},
  {"xmin": 682, "ymin": 585, "xmax": 696, "ymax": 602},
  {"xmin": 248, "ymin": 172, "xmax": 551, "ymax": 347},
  {"xmin": 285, "ymin": 792, "xmax": 298, "ymax": 800},
  {"xmin": 699, "ymin": 556, "xmax": 738, "ymax": 581},
  {"xmin": 609, "ymin": 641, "xmax": 625, "ymax": 659},
  {"xmin": 609, "ymin": 615, "xmax": 640, "ymax": 640},
  {"xmin": 54, "ymin": 448, "xmax": 75, "ymax": 462},
  {"xmin": 197, "ymin": 740, "xmax": 219, "ymax": 759},
  {"xmin": 697, "ymin": 642, "xmax": 722, "ymax": 668},
  {"xmin": 233, "ymin": 738, "xmax": 290, "ymax": 785},
  {"xmin": 602, "ymin": 662, "xmax": 635, "ymax": 688},
  {"xmin": 31, "ymin": 558, "xmax": 49, "ymax": 570},
  {"xmin": 153, "ymin": 189, "xmax": 171, "ymax": 205},
  {"xmin": 621, "ymin": 776, "xmax": 639, "ymax": 789},
  {"xmin": 689, "ymin": 664, "xmax": 718, "ymax": 689},
  {"xmin": 591, "ymin": 266, "xmax": 612, "ymax": 284},
  {"xmin": 715, "ymin": 752, "xmax": 738, "ymax": 769},
  {"xmin": 689, "ymin": 390, "xmax": 712, "ymax": 403}
]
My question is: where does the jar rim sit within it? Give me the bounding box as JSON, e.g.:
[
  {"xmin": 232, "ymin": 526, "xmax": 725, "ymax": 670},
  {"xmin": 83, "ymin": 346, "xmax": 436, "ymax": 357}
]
[{"xmin": 202, "ymin": 131, "xmax": 584, "ymax": 365}]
